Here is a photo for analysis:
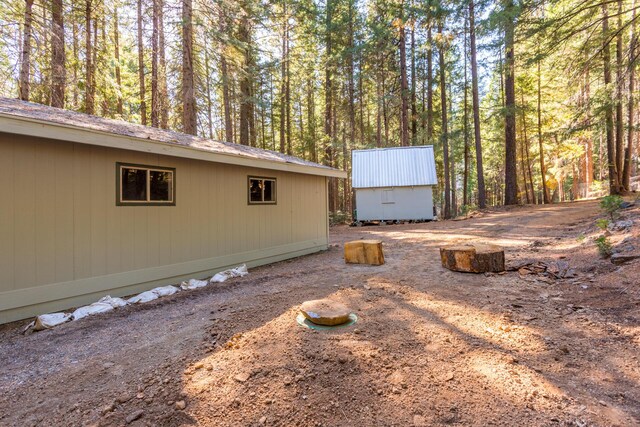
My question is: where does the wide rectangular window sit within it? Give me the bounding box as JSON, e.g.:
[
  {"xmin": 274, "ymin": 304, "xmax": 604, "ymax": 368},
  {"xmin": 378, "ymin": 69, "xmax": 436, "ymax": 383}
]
[
  {"xmin": 248, "ymin": 177, "xmax": 277, "ymax": 204},
  {"xmin": 117, "ymin": 163, "xmax": 175, "ymax": 206}
]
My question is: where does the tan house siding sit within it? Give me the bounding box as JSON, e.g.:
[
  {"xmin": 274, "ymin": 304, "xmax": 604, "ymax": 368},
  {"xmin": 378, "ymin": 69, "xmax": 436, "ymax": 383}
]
[{"xmin": 0, "ymin": 133, "xmax": 329, "ymax": 323}]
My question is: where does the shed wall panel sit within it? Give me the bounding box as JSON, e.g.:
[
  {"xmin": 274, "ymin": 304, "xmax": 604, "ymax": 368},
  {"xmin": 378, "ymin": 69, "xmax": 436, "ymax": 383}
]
[
  {"xmin": 355, "ymin": 186, "xmax": 434, "ymax": 221},
  {"xmin": 0, "ymin": 133, "xmax": 329, "ymax": 323}
]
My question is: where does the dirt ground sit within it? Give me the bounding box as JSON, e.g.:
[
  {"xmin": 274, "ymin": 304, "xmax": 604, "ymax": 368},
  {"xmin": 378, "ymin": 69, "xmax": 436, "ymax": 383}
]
[{"xmin": 0, "ymin": 199, "xmax": 639, "ymax": 427}]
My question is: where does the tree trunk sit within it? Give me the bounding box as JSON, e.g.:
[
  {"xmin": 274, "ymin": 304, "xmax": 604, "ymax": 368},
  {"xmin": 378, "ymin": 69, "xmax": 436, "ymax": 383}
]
[
  {"xmin": 72, "ymin": 17, "xmax": 78, "ymax": 107},
  {"xmin": 426, "ymin": 13, "xmax": 434, "ymax": 144},
  {"xmin": 463, "ymin": 15, "xmax": 469, "ymax": 207},
  {"xmin": 158, "ymin": 0, "xmax": 168, "ymax": 128},
  {"xmin": 308, "ymin": 78, "xmax": 317, "ymax": 162},
  {"xmin": 399, "ymin": 2, "xmax": 409, "ymax": 147},
  {"xmin": 204, "ymin": 35, "xmax": 214, "ymax": 138},
  {"xmin": 114, "ymin": 9, "xmax": 123, "ymax": 115},
  {"xmin": 358, "ymin": 51, "xmax": 365, "ymax": 147},
  {"xmin": 410, "ymin": 17, "xmax": 417, "ymax": 144},
  {"xmin": 181, "ymin": 0, "xmax": 197, "ymax": 135},
  {"xmin": 537, "ymin": 56, "xmax": 550, "ymax": 203},
  {"xmin": 615, "ymin": 0, "xmax": 624, "ymax": 184},
  {"xmin": 504, "ymin": 0, "xmax": 518, "ymax": 206},
  {"xmin": 376, "ymin": 78, "xmax": 382, "ymax": 147},
  {"xmin": 347, "ymin": 0, "xmax": 356, "ymax": 210},
  {"xmin": 270, "ymin": 73, "xmax": 275, "ymax": 149},
  {"xmin": 602, "ymin": 4, "xmax": 619, "ymax": 194},
  {"xmin": 250, "ymin": 74, "xmax": 256, "ymax": 147},
  {"xmin": 469, "ymin": 0, "xmax": 486, "ymax": 208},
  {"xmin": 325, "ymin": 0, "xmax": 335, "ymax": 212},
  {"xmin": 51, "ymin": 0, "xmax": 65, "ymax": 108},
  {"xmin": 285, "ymin": 32, "xmax": 291, "ymax": 154},
  {"xmin": 19, "ymin": 0, "xmax": 34, "ymax": 101},
  {"xmin": 239, "ymin": 10, "xmax": 252, "ymax": 146},
  {"xmin": 86, "ymin": 0, "xmax": 95, "ymax": 114},
  {"xmin": 151, "ymin": 0, "xmax": 160, "ymax": 127},
  {"xmin": 92, "ymin": 13, "xmax": 98, "ymax": 109},
  {"xmin": 324, "ymin": 0, "xmax": 333, "ymax": 163},
  {"xmin": 382, "ymin": 64, "xmax": 389, "ymax": 145},
  {"xmin": 298, "ymin": 99, "xmax": 305, "ymax": 157},
  {"xmin": 221, "ymin": 57, "xmax": 233, "ymax": 142},
  {"xmin": 522, "ymin": 97, "xmax": 535, "ymax": 203},
  {"xmin": 136, "ymin": 0, "xmax": 145, "ymax": 124},
  {"xmin": 421, "ymin": 53, "xmax": 427, "ymax": 144},
  {"xmin": 439, "ymin": 21, "xmax": 451, "ymax": 219},
  {"xmin": 623, "ymin": 0, "xmax": 637, "ymax": 190},
  {"xmin": 519, "ymin": 124, "xmax": 530, "ymax": 204},
  {"xmin": 99, "ymin": 15, "xmax": 108, "ymax": 115},
  {"xmin": 260, "ymin": 75, "xmax": 267, "ymax": 149},
  {"xmin": 342, "ymin": 126, "xmax": 348, "ymax": 212},
  {"xmin": 41, "ymin": 2, "xmax": 49, "ymax": 105},
  {"xmin": 279, "ymin": 0, "xmax": 288, "ymax": 153},
  {"xmin": 449, "ymin": 78, "xmax": 457, "ymax": 216}
]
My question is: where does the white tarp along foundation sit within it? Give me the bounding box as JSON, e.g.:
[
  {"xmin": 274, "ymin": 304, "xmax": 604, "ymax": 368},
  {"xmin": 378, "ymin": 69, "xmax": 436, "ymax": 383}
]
[
  {"xmin": 24, "ymin": 265, "xmax": 249, "ymax": 333},
  {"xmin": 211, "ymin": 264, "xmax": 249, "ymax": 282},
  {"xmin": 30, "ymin": 313, "xmax": 72, "ymax": 331}
]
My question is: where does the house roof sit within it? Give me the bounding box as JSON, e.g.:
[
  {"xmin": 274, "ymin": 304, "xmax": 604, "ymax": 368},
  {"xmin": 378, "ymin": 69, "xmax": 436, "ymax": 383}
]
[
  {"xmin": 0, "ymin": 98, "xmax": 346, "ymax": 178},
  {"xmin": 351, "ymin": 146, "xmax": 438, "ymax": 188}
]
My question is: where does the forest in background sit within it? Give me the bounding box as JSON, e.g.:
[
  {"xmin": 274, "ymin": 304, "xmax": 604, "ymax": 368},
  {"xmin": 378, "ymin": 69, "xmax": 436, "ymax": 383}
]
[{"xmin": 0, "ymin": 0, "xmax": 639, "ymax": 218}]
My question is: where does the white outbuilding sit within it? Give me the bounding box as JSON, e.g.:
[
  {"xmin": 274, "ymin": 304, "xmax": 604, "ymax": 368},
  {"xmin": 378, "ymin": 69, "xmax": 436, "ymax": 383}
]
[{"xmin": 351, "ymin": 146, "xmax": 438, "ymax": 222}]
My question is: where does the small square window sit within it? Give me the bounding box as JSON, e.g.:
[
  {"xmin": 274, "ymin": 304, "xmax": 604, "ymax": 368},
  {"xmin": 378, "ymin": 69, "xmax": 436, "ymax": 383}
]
[
  {"xmin": 248, "ymin": 177, "xmax": 277, "ymax": 204},
  {"xmin": 117, "ymin": 163, "xmax": 175, "ymax": 206}
]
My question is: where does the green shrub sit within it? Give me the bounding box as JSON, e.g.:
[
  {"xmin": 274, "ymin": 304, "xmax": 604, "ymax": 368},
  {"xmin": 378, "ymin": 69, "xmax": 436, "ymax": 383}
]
[
  {"xmin": 576, "ymin": 233, "xmax": 586, "ymax": 242},
  {"xmin": 460, "ymin": 204, "xmax": 476, "ymax": 216},
  {"xmin": 600, "ymin": 195, "xmax": 624, "ymax": 221},
  {"xmin": 595, "ymin": 218, "xmax": 610, "ymax": 230},
  {"xmin": 595, "ymin": 236, "xmax": 613, "ymax": 257},
  {"xmin": 329, "ymin": 211, "xmax": 350, "ymax": 226}
]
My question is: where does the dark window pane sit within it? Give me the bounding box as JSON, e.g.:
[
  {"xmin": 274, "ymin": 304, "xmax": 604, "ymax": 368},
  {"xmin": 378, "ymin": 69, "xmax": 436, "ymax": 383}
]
[
  {"xmin": 122, "ymin": 168, "xmax": 147, "ymax": 201},
  {"xmin": 263, "ymin": 180, "xmax": 274, "ymax": 202},
  {"xmin": 250, "ymin": 179, "xmax": 262, "ymax": 202},
  {"xmin": 150, "ymin": 170, "xmax": 172, "ymax": 201}
]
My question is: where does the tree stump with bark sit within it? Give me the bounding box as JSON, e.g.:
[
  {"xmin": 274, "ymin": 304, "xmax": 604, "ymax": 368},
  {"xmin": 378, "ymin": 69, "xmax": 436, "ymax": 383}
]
[
  {"xmin": 440, "ymin": 243, "xmax": 505, "ymax": 273},
  {"xmin": 344, "ymin": 240, "xmax": 385, "ymax": 265}
]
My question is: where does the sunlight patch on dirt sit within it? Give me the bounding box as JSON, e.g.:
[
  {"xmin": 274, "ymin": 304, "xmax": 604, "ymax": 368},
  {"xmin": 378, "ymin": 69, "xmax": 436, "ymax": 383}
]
[
  {"xmin": 470, "ymin": 351, "xmax": 565, "ymax": 405},
  {"xmin": 405, "ymin": 293, "xmax": 545, "ymax": 353}
]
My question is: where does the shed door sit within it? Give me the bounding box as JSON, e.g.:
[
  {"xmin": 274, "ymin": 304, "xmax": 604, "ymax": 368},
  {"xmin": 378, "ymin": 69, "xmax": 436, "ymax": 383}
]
[{"xmin": 381, "ymin": 188, "xmax": 395, "ymax": 204}]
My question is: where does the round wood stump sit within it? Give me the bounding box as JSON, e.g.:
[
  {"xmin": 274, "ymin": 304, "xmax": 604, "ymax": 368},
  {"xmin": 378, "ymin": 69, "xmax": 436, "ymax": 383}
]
[
  {"xmin": 300, "ymin": 299, "xmax": 352, "ymax": 326},
  {"xmin": 344, "ymin": 240, "xmax": 385, "ymax": 265},
  {"xmin": 440, "ymin": 243, "xmax": 505, "ymax": 273}
]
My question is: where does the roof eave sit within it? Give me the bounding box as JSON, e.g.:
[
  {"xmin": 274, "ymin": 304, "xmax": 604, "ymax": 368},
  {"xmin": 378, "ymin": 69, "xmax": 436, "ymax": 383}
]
[
  {"xmin": 352, "ymin": 183, "xmax": 437, "ymax": 189},
  {"xmin": 0, "ymin": 114, "xmax": 347, "ymax": 179}
]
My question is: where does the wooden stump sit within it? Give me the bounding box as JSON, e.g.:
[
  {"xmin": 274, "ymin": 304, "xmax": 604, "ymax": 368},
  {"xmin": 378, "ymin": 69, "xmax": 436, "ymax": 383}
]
[
  {"xmin": 440, "ymin": 243, "xmax": 505, "ymax": 273},
  {"xmin": 300, "ymin": 299, "xmax": 352, "ymax": 326},
  {"xmin": 344, "ymin": 240, "xmax": 385, "ymax": 265}
]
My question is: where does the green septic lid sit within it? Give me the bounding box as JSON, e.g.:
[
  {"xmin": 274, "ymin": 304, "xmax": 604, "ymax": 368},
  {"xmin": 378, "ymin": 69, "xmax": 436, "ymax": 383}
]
[{"xmin": 296, "ymin": 313, "xmax": 357, "ymax": 330}]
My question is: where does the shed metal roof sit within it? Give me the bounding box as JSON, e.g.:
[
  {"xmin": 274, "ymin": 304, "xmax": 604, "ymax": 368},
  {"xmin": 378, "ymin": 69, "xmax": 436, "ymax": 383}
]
[
  {"xmin": 0, "ymin": 98, "xmax": 346, "ymax": 178},
  {"xmin": 351, "ymin": 146, "xmax": 437, "ymax": 188}
]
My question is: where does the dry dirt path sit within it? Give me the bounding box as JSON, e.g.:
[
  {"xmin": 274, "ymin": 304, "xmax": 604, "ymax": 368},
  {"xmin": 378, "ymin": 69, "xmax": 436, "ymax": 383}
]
[{"xmin": 0, "ymin": 200, "xmax": 638, "ymax": 427}]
